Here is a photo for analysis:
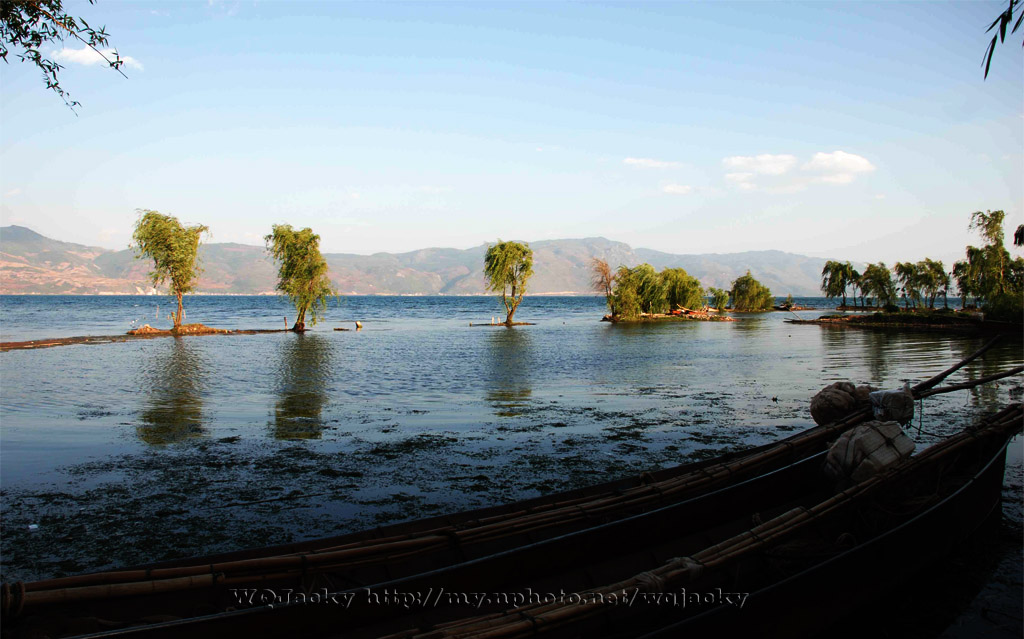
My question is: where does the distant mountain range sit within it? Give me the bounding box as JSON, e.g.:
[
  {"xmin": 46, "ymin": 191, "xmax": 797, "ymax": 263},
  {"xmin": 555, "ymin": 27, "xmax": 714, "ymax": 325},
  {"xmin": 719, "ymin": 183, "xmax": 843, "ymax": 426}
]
[{"xmin": 0, "ymin": 225, "xmax": 841, "ymax": 296}]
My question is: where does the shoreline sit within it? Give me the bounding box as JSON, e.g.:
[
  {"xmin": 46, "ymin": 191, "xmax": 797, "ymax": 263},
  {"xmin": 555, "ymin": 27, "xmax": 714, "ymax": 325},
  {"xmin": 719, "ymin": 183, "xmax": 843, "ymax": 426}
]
[
  {"xmin": 785, "ymin": 313, "xmax": 1021, "ymax": 335},
  {"xmin": 0, "ymin": 328, "xmax": 292, "ymax": 352}
]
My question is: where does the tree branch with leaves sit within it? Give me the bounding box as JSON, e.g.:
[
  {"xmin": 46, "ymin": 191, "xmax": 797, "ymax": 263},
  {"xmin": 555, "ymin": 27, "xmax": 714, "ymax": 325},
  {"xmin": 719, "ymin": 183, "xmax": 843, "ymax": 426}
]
[
  {"xmin": 1, "ymin": 0, "xmax": 127, "ymax": 111},
  {"xmin": 983, "ymin": 0, "xmax": 1023, "ymax": 78}
]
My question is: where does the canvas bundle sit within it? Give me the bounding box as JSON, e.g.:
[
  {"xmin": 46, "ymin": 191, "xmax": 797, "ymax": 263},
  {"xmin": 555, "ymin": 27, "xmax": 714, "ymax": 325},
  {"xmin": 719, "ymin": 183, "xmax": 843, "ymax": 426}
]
[
  {"xmin": 810, "ymin": 381, "xmax": 875, "ymax": 426},
  {"xmin": 824, "ymin": 420, "xmax": 916, "ymax": 482}
]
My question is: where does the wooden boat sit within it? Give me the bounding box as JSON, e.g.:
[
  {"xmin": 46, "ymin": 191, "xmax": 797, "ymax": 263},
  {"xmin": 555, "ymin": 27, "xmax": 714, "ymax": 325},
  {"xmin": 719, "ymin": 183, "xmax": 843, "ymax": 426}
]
[
  {"xmin": 388, "ymin": 403, "xmax": 1021, "ymax": 639},
  {"xmin": 4, "ymin": 402, "xmax": 1019, "ymax": 639},
  {"xmin": 1, "ymin": 338, "xmax": 1019, "ymax": 638}
]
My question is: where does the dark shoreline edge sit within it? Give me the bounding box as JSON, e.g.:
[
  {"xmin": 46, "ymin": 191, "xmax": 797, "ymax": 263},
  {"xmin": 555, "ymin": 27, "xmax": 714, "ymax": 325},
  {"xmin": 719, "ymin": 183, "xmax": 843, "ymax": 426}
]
[
  {"xmin": 786, "ymin": 315, "xmax": 1021, "ymax": 335},
  {"xmin": 0, "ymin": 329, "xmax": 292, "ymax": 352}
]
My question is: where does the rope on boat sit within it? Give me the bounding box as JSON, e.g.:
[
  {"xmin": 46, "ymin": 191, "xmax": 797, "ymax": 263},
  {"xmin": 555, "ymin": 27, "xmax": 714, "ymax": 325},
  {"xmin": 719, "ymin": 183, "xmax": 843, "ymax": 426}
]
[{"xmin": 633, "ymin": 571, "xmax": 667, "ymax": 593}]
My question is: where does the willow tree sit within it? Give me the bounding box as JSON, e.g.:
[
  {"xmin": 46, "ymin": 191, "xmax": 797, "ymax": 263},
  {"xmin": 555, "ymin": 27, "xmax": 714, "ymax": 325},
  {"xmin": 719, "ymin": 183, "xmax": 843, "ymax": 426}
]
[
  {"xmin": 611, "ymin": 263, "xmax": 666, "ymax": 319},
  {"xmin": 708, "ymin": 287, "xmax": 730, "ymax": 312},
  {"xmin": 131, "ymin": 210, "xmax": 209, "ymax": 332},
  {"xmin": 730, "ymin": 271, "xmax": 773, "ymax": 311},
  {"xmin": 0, "ymin": 0, "xmax": 129, "ymax": 110},
  {"xmin": 955, "ymin": 209, "xmax": 1023, "ymax": 321},
  {"xmin": 820, "ymin": 260, "xmax": 855, "ymax": 307},
  {"xmin": 969, "ymin": 210, "xmax": 1009, "ymax": 294},
  {"xmin": 893, "ymin": 262, "xmax": 922, "ymax": 309},
  {"xmin": 265, "ymin": 225, "xmax": 338, "ymax": 331},
  {"xmin": 860, "ymin": 262, "xmax": 897, "ymax": 308},
  {"xmin": 591, "ymin": 258, "xmax": 615, "ymax": 312},
  {"xmin": 919, "ymin": 258, "xmax": 949, "ymax": 309},
  {"xmin": 484, "ymin": 240, "xmax": 534, "ymax": 326},
  {"xmin": 661, "ymin": 267, "xmax": 704, "ymax": 310}
]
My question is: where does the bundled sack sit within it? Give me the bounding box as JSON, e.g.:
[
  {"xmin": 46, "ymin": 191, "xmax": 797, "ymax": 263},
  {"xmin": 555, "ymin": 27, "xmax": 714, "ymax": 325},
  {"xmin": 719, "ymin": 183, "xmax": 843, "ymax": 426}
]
[
  {"xmin": 810, "ymin": 381, "xmax": 876, "ymax": 425},
  {"xmin": 869, "ymin": 382, "xmax": 915, "ymax": 425},
  {"xmin": 824, "ymin": 420, "xmax": 915, "ymax": 482}
]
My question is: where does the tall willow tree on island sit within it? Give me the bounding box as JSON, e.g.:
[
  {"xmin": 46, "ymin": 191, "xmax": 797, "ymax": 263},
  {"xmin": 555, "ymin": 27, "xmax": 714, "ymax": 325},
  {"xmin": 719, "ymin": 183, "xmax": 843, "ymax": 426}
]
[
  {"xmin": 859, "ymin": 263, "xmax": 898, "ymax": 308},
  {"xmin": 611, "ymin": 264, "xmax": 667, "ymax": 319},
  {"xmin": 131, "ymin": 210, "xmax": 209, "ymax": 332},
  {"xmin": 730, "ymin": 271, "xmax": 774, "ymax": 311},
  {"xmin": 661, "ymin": 267, "xmax": 705, "ymax": 310},
  {"xmin": 821, "ymin": 260, "xmax": 856, "ymax": 307},
  {"xmin": 952, "ymin": 210, "xmax": 1024, "ymax": 321},
  {"xmin": 265, "ymin": 225, "xmax": 338, "ymax": 331},
  {"xmin": 484, "ymin": 240, "xmax": 534, "ymax": 326}
]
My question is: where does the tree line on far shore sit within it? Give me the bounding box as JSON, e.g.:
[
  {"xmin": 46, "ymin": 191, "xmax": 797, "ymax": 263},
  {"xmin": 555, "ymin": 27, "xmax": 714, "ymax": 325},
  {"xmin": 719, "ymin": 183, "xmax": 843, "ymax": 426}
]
[
  {"xmin": 820, "ymin": 210, "xmax": 1023, "ymax": 322},
  {"xmin": 129, "ymin": 208, "xmax": 1021, "ymax": 333}
]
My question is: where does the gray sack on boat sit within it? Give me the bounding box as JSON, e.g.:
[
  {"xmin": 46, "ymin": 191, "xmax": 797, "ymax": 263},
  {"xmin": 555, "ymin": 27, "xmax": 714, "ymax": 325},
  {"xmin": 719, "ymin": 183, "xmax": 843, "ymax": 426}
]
[
  {"xmin": 869, "ymin": 383, "xmax": 914, "ymax": 425},
  {"xmin": 810, "ymin": 381, "xmax": 876, "ymax": 425},
  {"xmin": 824, "ymin": 420, "xmax": 916, "ymax": 482}
]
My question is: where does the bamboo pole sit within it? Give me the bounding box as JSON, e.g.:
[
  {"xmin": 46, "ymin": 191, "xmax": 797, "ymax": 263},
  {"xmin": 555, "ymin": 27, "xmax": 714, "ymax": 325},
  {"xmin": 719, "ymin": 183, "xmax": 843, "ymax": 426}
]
[{"xmin": 917, "ymin": 366, "xmax": 1023, "ymax": 399}]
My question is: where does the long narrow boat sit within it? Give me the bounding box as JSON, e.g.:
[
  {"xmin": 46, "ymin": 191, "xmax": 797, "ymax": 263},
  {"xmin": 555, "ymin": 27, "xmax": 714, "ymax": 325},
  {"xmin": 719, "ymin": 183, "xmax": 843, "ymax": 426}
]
[
  {"xmin": 5, "ymin": 403, "xmax": 1020, "ymax": 639},
  {"xmin": 373, "ymin": 403, "xmax": 1022, "ymax": 639},
  {"xmin": 1, "ymin": 338, "xmax": 1018, "ymax": 638}
]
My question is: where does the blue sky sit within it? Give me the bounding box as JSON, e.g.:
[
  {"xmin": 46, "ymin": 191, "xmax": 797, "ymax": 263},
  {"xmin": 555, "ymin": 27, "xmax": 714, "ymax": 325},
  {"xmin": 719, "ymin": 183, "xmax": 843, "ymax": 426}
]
[{"xmin": 1, "ymin": 0, "xmax": 1021, "ymax": 265}]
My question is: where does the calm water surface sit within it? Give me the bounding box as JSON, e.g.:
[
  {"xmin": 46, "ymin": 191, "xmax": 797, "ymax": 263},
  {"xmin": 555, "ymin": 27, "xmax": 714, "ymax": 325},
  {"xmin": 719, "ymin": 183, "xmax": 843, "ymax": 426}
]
[{"xmin": 0, "ymin": 295, "xmax": 1021, "ymax": 626}]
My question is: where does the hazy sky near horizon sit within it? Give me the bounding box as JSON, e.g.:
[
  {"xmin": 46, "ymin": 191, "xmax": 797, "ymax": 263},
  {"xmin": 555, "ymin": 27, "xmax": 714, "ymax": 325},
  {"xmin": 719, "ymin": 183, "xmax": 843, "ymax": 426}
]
[{"xmin": 1, "ymin": 1, "xmax": 1021, "ymax": 266}]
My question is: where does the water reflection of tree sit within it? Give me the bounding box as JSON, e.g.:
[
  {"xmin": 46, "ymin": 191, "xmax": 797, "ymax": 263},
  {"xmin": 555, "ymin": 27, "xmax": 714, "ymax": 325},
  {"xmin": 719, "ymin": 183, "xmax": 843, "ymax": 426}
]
[
  {"xmin": 950, "ymin": 337, "xmax": 1022, "ymax": 408},
  {"xmin": 273, "ymin": 333, "xmax": 333, "ymax": 440},
  {"xmin": 860, "ymin": 330, "xmax": 893, "ymax": 383},
  {"xmin": 138, "ymin": 338, "xmax": 207, "ymax": 445},
  {"xmin": 485, "ymin": 328, "xmax": 534, "ymax": 417}
]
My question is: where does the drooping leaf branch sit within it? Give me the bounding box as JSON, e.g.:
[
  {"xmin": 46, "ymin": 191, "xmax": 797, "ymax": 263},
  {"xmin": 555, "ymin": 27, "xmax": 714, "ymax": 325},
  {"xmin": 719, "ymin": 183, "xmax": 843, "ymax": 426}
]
[
  {"xmin": 0, "ymin": 0, "xmax": 128, "ymax": 111},
  {"xmin": 983, "ymin": 0, "xmax": 1023, "ymax": 79}
]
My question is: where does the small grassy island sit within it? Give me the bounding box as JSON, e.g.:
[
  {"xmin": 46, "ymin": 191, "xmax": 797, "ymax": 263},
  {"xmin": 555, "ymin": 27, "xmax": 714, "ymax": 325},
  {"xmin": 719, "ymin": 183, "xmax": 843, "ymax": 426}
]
[
  {"xmin": 594, "ymin": 261, "xmax": 771, "ymax": 323},
  {"xmin": 127, "ymin": 323, "xmax": 229, "ymax": 336}
]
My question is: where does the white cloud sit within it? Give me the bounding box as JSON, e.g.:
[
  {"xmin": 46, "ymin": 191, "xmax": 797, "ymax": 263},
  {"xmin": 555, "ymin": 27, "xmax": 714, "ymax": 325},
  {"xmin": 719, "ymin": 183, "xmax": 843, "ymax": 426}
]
[
  {"xmin": 874, "ymin": 194, "xmax": 886, "ymax": 200},
  {"xmin": 662, "ymin": 184, "xmax": 692, "ymax": 195},
  {"xmin": 724, "ymin": 172, "xmax": 756, "ymax": 190},
  {"xmin": 624, "ymin": 157, "xmax": 682, "ymax": 169},
  {"xmin": 722, "ymin": 154, "xmax": 797, "ymax": 176},
  {"xmin": 4, "ymin": 188, "xmax": 21, "ymax": 198},
  {"xmin": 722, "ymin": 151, "xmax": 875, "ymax": 192},
  {"xmin": 802, "ymin": 151, "xmax": 875, "ymax": 184},
  {"xmin": 53, "ymin": 46, "xmax": 143, "ymax": 71}
]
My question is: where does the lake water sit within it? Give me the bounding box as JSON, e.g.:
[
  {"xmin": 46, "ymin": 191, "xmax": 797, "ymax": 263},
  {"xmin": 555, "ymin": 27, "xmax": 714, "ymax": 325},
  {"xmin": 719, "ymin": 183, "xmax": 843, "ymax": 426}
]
[{"xmin": 0, "ymin": 294, "xmax": 1021, "ymax": 632}]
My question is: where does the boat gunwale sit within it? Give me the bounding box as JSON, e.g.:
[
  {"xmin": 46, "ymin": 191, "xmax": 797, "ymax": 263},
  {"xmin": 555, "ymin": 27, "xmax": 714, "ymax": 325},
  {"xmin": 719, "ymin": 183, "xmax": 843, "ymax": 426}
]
[
  {"xmin": 58, "ymin": 451, "xmax": 834, "ymax": 638},
  {"xmin": 636, "ymin": 428, "xmax": 1019, "ymax": 639}
]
